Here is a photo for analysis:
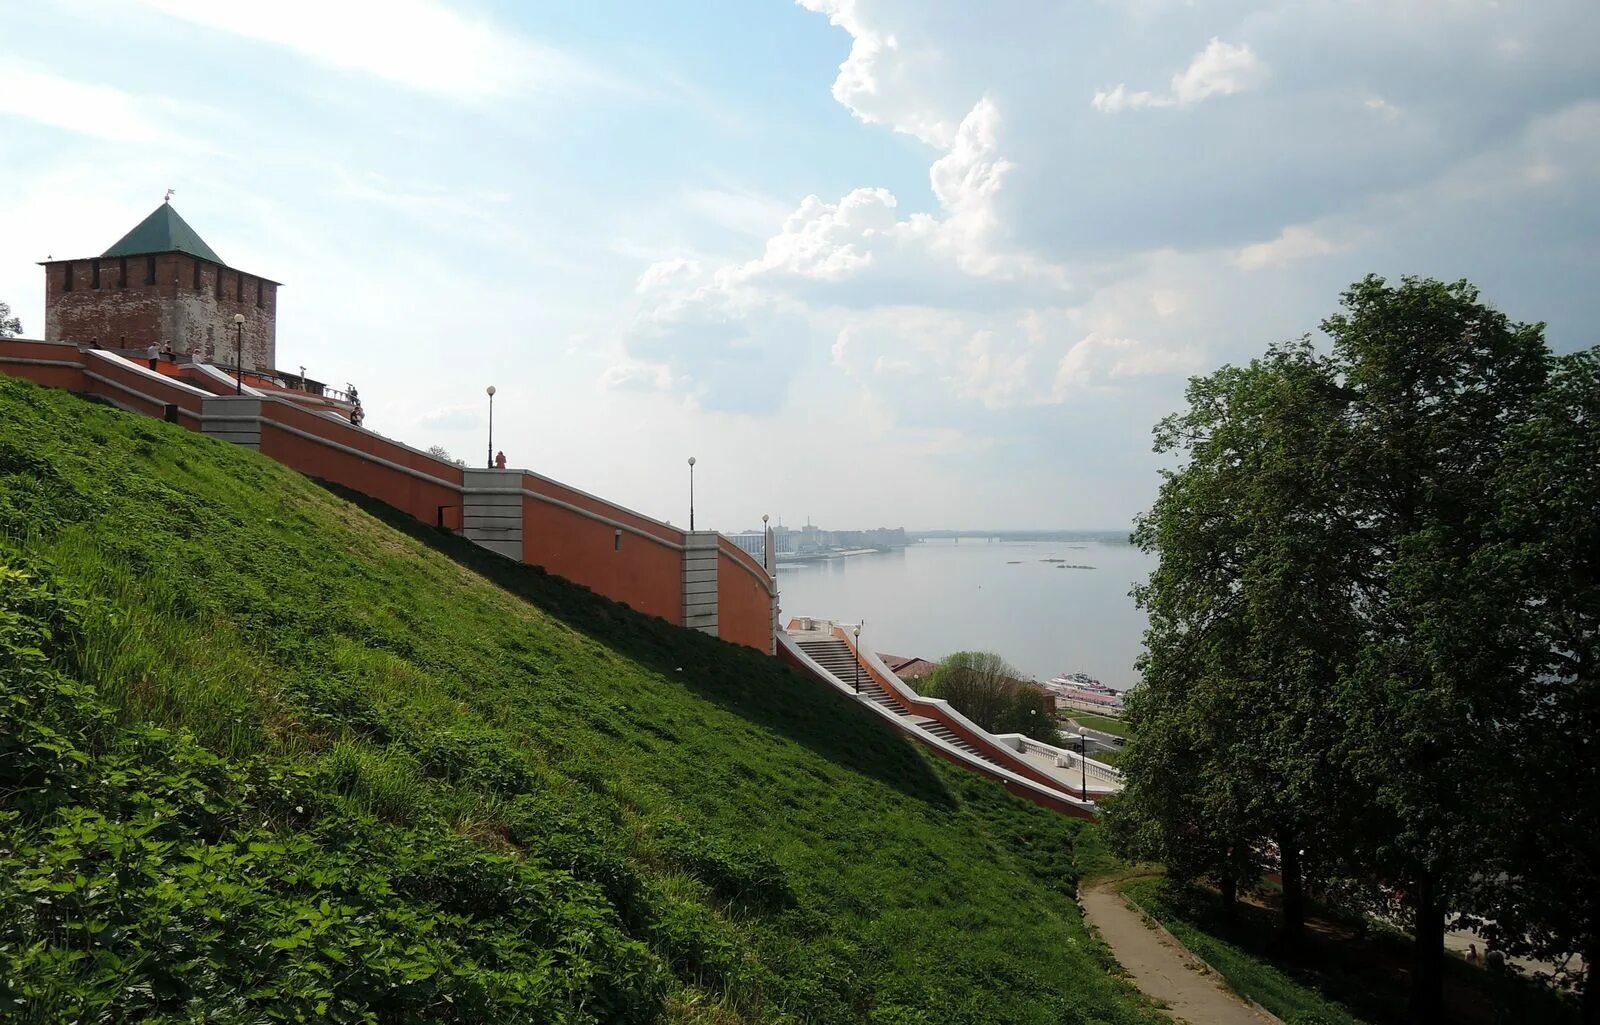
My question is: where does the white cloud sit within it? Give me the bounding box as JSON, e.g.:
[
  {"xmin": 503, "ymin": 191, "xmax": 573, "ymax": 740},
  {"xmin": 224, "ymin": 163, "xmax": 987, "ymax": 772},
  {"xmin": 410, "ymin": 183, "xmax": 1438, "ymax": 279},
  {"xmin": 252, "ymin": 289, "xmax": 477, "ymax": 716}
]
[
  {"xmin": 126, "ymin": 0, "xmax": 607, "ymax": 100},
  {"xmin": 1234, "ymin": 225, "xmax": 1344, "ymax": 270},
  {"xmin": 680, "ymin": 187, "xmax": 792, "ymax": 239},
  {"xmin": 797, "ymin": 0, "xmax": 960, "ymax": 147},
  {"xmin": 1053, "ymin": 333, "xmax": 1204, "ymax": 394},
  {"xmin": 1365, "ymin": 96, "xmax": 1402, "ymax": 119},
  {"xmin": 0, "ymin": 64, "xmax": 177, "ymax": 143},
  {"xmin": 636, "ymin": 257, "xmax": 702, "ymax": 294},
  {"xmin": 1094, "ymin": 38, "xmax": 1264, "ymax": 112}
]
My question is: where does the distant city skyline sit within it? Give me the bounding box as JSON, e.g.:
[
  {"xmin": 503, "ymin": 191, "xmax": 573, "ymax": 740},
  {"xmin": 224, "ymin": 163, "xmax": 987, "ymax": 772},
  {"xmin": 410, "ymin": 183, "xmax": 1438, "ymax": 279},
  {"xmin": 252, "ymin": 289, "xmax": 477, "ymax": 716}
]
[{"xmin": 2, "ymin": 1, "xmax": 1595, "ymax": 529}]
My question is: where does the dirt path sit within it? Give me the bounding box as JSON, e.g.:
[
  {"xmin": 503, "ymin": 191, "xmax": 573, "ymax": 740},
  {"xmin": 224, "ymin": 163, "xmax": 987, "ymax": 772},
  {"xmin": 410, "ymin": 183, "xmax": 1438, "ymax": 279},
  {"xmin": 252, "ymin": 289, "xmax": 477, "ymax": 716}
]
[{"xmin": 1079, "ymin": 877, "xmax": 1280, "ymax": 1025}]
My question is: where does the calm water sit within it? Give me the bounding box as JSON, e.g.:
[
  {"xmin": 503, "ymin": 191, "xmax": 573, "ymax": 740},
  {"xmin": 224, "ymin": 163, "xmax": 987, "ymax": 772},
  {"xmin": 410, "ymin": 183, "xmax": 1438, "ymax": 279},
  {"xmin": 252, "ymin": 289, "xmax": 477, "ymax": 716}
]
[{"xmin": 777, "ymin": 539, "xmax": 1157, "ymax": 691}]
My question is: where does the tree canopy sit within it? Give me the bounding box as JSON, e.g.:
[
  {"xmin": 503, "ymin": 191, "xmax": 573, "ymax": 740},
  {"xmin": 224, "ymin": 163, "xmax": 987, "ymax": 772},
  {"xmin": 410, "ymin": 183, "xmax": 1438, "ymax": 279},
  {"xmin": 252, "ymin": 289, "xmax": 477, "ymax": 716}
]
[
  {"xmin": 923, "ymin": 651, "xmax": 1059, "ymax": 743},
  {"xmin": 1109, "ymin": 275, "xmax": 1596, "ymax": 1024},
  {"xmin": 0, "ymin": 300, "xmax": 21, "ymax": 339}
]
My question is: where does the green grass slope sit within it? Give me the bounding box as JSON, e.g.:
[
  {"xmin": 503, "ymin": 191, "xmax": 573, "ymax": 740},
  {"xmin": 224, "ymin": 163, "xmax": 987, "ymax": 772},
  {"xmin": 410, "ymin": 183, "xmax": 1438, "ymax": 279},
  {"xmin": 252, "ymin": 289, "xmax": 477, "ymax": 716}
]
[{"xmin": 0, "ymin": 378, "xmax": 1155, "ymax": 1025}]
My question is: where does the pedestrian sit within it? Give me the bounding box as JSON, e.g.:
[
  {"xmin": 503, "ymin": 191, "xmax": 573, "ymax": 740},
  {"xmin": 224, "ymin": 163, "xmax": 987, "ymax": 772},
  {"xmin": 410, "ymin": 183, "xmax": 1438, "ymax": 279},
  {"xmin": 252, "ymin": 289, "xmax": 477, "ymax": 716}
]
[
  {"xmin": 1485, "ymin": 947, "xmax": 1505, "ymax": 972},
  {"xmin": 146, "ymin": 342, "xmax": 159, "ymax": 371},
  {"xmin": 350, "ymin": 403, "xmax": 364, "ymax": 428},
  {"xmin": 1466, "ymin": 943, "xmax": 1479, "ymax": 967},
  {"xmin": 495, "ymin": 450, "xmax": 507, "ymax": 469}
]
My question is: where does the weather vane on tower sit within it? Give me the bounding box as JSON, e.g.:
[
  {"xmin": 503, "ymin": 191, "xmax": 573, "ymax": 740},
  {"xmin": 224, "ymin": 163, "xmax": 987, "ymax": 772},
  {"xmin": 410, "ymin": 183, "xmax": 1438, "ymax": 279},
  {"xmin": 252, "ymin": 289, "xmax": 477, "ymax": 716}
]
[{"xmin": 164, "ymin": 188, "xmax": 175, "ymax": 204}]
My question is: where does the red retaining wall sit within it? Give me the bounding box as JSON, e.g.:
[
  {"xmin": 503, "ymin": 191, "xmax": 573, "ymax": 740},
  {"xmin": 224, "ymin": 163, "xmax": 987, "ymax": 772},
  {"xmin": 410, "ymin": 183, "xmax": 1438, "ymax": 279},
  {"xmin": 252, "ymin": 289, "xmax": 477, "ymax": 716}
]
[
  {"xmin": 81, "ymin": 351, "xmax": 207, "ymax": 423},
  {"xmin": 255, "ymin": 399, "xmax": 465, "ymax": 529},
  {"xmin": 520, "ymin": 472, "xmax": 686, "ymax": 624},
  {"xmin": 0, "ymin": 338, "xmax": 86, "ymax": 392},
  {"xmin": 832, "ymin": 626, "xmax": 1112, "ymax": 801},
  {"xmin": 777, "ymin": 641, "xmax": 1095, "ymax": 821},
  {"xmin": 718, "ymin": 539, "xmax": 776, "ymax": 653},
  {"xmin": 0, "ymin": 346, "xmax": 777, "ymax": 655}
]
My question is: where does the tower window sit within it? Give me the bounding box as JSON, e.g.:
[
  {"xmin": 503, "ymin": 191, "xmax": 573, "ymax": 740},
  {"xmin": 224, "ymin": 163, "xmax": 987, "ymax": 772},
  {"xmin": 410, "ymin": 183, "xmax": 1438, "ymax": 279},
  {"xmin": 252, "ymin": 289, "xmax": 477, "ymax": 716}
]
[
  {"xmin": 118, "ymin": 257, "xmax": 128, "ymax": 288},
  {"xmin": 92, "ymin": 261, "xmax": 101, "ymax": 289},
  {"xmin": 146, "ymin": 255, "xmax": 156, "ymax": 285},
  {"xmin": 62, "ymin": 262, "xmax": 73, "ymax": 292},
  {"xmin": 193, "ymin": 259, "xmax": 202, "ymax": 289}
]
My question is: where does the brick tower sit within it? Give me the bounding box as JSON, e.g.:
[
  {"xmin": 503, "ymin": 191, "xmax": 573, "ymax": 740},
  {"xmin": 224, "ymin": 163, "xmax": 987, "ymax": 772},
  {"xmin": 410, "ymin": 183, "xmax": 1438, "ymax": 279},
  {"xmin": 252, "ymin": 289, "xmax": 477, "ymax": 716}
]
[{"xmin": 40, "ymin": 201, "xmax": 279, "ymax": 371}]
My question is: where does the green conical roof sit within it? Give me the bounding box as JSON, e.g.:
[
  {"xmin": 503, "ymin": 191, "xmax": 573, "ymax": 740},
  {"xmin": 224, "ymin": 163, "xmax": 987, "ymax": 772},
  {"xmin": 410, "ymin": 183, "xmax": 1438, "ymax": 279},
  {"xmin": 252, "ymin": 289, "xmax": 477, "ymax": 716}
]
[{"xmin": 102, "ymin": 202, "xmax": 224, "ymax": 264}]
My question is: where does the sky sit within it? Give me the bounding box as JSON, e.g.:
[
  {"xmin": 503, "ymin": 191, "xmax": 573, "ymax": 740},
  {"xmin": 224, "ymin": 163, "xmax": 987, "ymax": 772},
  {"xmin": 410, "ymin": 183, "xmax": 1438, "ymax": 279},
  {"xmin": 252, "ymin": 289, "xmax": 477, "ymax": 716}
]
[{"xmin": 2, "ymin": 0, "xmax": 1597, "ymax": 532}]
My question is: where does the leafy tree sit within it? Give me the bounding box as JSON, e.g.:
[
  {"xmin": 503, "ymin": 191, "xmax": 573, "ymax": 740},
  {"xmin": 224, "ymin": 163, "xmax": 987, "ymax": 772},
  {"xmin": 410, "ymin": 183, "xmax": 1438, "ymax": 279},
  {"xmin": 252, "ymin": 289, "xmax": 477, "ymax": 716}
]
[
  {"xmin": 924, "ymin": 651, "xmax": 1058, "ymax": 742},
  {"xmin": 1111, "ymin": 342, "xmax": 1353, "ymax": 931},
  {"xmin": 1323, "ymin": 276, "xmax": 1548, "ymax": 1024},
  {"xmin": 1117, "ymin": 276, "xmax": 1557, "ymax": 1023},
  {"xmin": 0, "ymin": 300, "xmax": 21, "ymax": 339},
  {"xmin": 1473, "ymin": 348, "xmax": 1600, "ymax": 1021},
  {"xmin": 426, "ymin": 444, "xmax": 466, "ymax": 467}
]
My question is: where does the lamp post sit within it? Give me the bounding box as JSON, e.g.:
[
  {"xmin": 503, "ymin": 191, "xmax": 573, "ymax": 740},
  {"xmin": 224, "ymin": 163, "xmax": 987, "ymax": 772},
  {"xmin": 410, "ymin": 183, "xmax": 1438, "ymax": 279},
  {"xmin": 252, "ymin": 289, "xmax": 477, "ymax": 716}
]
[
  {"xmin": 687, "ymin": 456, "xmax": 696, "ymax": 531},
  {"xmin": 1078, "ymin": 727, "xmax": 1089, "ymax": 798},
  {"xmin": 485, "ymin": 386, "xmax": 496, "ymax": 468},
  {"xmin": 761, "ymin": 513, "xmax": 770, "ymax": 573},
  {"xmin": 853, "ymin": 623, "xmax": 862, "ymax": 694},
  {"xmin": 232, "ymin": 313, "xmax": 245, "ymax": 394}
]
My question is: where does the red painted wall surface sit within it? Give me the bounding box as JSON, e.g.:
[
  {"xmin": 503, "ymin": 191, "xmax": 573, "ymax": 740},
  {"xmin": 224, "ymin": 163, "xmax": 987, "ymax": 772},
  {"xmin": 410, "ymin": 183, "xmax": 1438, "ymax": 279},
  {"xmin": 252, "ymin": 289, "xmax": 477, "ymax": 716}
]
[
  {"xmin": 0, "ymin": 339, "xmax": 85, "ymax": 391},
  {"xmin": 81, "ymin": 352, "xmax": 206, "ymax": 424},
  {"xmin": 255, "ymin": 400, "xmax": 463, "ymax": 528},
  {"xmin": 717, "ymin": 539, "xmax": 774, "ymax": 652},
  {"xmin": 520, "ymin": 473, "xmax": 685, "ymax": 623},
  {"xmin": 830, "ymin": 626, "xmax": 1111, "ymax": 799},
  {"xmin": 777, "ymin": 643, "xmax": 1094, "ymax": 821},
  {"xmin": 0, "ymin": 353, "xmax": 776, "ymax": 654}
]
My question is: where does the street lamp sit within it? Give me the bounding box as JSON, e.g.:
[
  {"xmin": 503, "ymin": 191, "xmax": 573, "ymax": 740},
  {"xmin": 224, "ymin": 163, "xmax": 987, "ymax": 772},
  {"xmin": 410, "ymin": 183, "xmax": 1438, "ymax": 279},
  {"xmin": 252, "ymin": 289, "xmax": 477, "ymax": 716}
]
[
  {"xmin": 687, "ymin": 456, "xmax": 696, "ymax": 531},
  {"xmin": 853, "ymin": 622, "xmax": 862, "ymax": 694},
  {"xmin": 232, "ymin": 313, "xmax": 245, "ymax": 394},
  {"xmin": 761, "ymin": 514, "xmax": 770, "ymax": 573},
  {"xmin": 1078, "ymin": 727, "xmax": 1089, "ymax": 798},
  {"xmin": 485, "ymin": 386, "xmax": 496, "ymax": 468}
]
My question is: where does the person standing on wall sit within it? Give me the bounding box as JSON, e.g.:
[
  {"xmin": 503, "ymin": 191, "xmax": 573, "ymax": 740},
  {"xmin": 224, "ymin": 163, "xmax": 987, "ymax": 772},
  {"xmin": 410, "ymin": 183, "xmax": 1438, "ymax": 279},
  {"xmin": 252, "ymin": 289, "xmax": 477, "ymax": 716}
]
[
  {"xmin": 146, "ymin": 342, "xmax": 159, "ymax": 371},
  {"xmin": 350, "ymin": 403, "xmax": 365, "ymax": 428},
  {"xmin": 495, "ymin": 451, "xmax": 507, "ymax": 469}
]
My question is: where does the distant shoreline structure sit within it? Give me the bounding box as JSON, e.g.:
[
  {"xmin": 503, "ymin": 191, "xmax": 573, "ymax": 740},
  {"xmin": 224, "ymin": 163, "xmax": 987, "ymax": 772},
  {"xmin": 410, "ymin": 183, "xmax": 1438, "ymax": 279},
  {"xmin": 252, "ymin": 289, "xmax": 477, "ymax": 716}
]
[{"xmin": 1044, "ymin": 672, "xmax": 1127, "ymax": 711}]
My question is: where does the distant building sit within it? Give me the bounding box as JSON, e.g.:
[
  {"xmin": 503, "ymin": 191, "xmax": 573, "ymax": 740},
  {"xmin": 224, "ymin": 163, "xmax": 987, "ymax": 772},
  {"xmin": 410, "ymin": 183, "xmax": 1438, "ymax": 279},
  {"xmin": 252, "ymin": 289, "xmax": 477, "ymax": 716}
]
[
  {"xmin": 729, "ymin": 531, "xmax": 766, "ymax": 558},
  {"xmin": 879, "ymin": 653, "xmax": 939, "ymax": 684},
  {"xmin": 40, "ymin": 200, "xmax": 279, "ymax": 371}
]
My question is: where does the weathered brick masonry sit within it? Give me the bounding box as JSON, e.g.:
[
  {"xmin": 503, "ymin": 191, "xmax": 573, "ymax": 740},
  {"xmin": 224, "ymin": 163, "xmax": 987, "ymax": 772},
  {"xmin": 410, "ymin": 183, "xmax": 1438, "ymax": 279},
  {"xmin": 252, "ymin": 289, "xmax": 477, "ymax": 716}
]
[
  {"xmin": 40, "ymin": 201, "xmax": 278, "ymax": 371},
  {"xmin": 43, "ymin": 254, "xmax": 277, "ymax": 369}
]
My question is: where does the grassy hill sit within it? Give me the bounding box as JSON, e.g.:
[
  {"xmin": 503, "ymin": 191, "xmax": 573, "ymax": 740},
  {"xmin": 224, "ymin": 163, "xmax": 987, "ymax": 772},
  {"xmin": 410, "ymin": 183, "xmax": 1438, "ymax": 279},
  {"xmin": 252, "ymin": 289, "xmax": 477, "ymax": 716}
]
[{"xmin": 0, "ymin": 377, "xmax": 1155, "ymax": 1025}]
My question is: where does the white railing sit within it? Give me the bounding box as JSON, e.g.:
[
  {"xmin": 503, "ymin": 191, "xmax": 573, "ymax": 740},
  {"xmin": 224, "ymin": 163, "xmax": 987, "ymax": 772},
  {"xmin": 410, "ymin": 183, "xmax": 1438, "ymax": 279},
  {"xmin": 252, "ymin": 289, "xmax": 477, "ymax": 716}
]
[{"xmin": 777, "ymin": 633, "xmax": 1096, "ymax": 814}]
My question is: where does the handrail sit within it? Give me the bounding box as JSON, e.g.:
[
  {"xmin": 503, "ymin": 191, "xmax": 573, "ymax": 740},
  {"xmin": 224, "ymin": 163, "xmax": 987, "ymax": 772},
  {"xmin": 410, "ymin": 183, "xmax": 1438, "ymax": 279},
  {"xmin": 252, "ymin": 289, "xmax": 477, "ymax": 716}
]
[{"xmin": 777, "ymin": 633, "xmax": 1096, "ymax": 817}]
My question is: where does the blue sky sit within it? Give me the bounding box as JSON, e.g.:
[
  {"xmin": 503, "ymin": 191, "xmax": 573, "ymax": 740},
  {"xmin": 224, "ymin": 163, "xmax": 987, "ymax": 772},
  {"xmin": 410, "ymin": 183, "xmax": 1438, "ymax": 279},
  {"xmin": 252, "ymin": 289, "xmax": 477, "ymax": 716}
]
[{"xmin": 2, "ymin": 0, "xmax": 1597, "ymax": 531}]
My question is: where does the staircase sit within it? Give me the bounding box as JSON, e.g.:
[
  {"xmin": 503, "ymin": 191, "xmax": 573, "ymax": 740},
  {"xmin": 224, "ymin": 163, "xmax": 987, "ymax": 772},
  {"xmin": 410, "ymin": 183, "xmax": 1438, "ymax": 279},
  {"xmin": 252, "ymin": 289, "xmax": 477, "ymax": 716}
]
[
  {"xmin": 797, "ymin": 639, "xmax": 1006, "ymax": 765},
  {"xmin": 916, "ymin": 721, "xmax": 1006, "ymax": 766},
  {"xmin": 796, "ymin": 639, "xmax": 904, "ymax": 713}
]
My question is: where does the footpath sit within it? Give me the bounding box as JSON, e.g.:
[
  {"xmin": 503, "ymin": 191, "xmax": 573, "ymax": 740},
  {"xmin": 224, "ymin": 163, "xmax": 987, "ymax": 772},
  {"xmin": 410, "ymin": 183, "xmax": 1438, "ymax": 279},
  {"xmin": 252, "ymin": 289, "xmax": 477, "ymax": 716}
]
[{"xmin": 1079, "ymin": 877, "xmax": 1279, "ymax": 1025}]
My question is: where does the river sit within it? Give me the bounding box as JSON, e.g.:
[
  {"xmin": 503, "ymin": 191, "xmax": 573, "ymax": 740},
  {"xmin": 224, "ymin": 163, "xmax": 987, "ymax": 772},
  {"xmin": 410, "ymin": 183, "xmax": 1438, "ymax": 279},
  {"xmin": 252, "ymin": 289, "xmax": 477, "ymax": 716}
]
[{"xmin": 775, "ymin": 538, "xmax": 1157, "ymax": 691}]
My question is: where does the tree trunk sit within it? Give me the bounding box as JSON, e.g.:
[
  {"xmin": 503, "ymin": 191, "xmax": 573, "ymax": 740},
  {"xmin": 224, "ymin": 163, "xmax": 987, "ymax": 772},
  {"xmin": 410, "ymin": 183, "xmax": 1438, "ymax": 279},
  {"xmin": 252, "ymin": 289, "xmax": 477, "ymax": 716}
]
[
  {"xmin": 1279, "ymin": 828, "xmax": 1305, "ymax": 944},
  {"xmin": 1408, "ymin": 872, "xmax": 1445, "ymax": 1025},
  {"xmin": 1582, "ymin": 933, "xmax": 1599, "ymax": 1025},
  {"xmin": 1220, "ymin": 874, "xmax": 1238, "ymax": 924}
]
